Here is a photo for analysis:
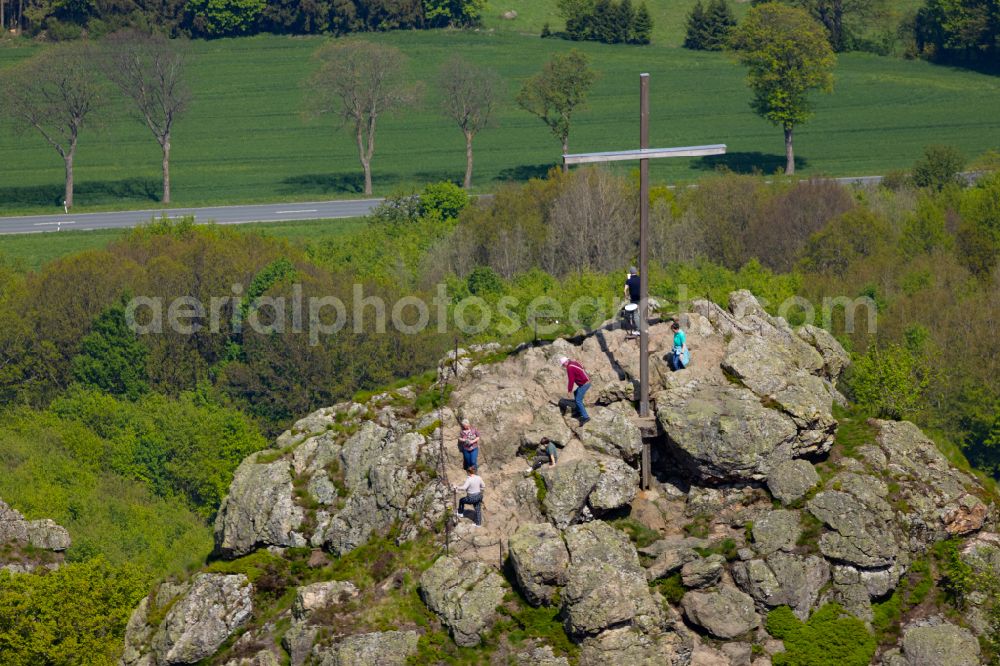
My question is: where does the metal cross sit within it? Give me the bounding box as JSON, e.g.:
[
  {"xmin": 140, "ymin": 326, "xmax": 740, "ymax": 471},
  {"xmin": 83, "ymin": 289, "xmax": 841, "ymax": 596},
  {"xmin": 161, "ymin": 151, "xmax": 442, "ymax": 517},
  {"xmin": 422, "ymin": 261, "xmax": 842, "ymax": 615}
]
[{"xmin": 563, "ymin": 73, "xmax": 726, "ymax": 417}]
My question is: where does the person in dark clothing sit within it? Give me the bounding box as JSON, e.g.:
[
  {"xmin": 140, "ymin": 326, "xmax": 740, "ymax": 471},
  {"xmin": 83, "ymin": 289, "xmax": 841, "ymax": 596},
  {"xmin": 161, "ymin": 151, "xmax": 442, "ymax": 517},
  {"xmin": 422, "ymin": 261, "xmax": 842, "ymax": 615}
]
[
  {"xmin": 559, "ymin": 356, "xmax": 591, "ymax": 424},
  {"xmin": 622, "ymin": 267, "xmax": 641, "ymax": 336},
  {"xmin": 527, "ymin": 437, "xmax": 559, "ymax": 471}
]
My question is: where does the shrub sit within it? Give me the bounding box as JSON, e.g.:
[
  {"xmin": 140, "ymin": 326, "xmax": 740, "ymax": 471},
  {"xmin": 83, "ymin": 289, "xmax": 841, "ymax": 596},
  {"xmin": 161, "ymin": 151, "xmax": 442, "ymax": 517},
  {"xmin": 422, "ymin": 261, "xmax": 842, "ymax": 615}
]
[
  {"xmin": 766, "ymin": 603, "xmax": 877, "ymax": 666},
  {"xmin": 421, "ymin": 181, "xmax": 470, "ymax": 221},
  {"xmin": 847, "ymin": 342, "xmax": 932, "ymax": 420},
  {"xmin": 912, "ymin": 144, "xmax": 966, "ymax": 190}
]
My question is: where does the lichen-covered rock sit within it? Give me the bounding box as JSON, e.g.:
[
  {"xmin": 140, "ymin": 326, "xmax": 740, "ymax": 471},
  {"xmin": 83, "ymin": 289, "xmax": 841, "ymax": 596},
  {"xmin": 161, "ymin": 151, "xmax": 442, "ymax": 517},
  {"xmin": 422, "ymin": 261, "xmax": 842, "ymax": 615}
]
[
  {"xmin": 562, "ymin": 521, "xmax": 660, "ymax": 637},
  {"xmin": 766, "ymin": 459, "xmax": 820, "ymax": 505},
  {"xmin": 540, "ymin": 459, "xmax": 601, "ymax": 528},
  {"xmin": 588, "ymin": 458, "xmax": 639, "ymax": 513},
  {"xmin": 733, "ymin": 552, "xmax": 830, "ymax": 620},
  {"xmin": 807, "ymin": 487, "xmax": 898, "ymax": 567},
  {"xmin": 292, "ymin": 581, "xmax": 359, "ymax": 619},
  {"xmin": 751, "ymin": 510, "xmax": 801, "ymax": 556},
  {"xmin": 515, "ymin": 645, "xmax": 570, "ymax": 666},
  {"xmin": 579, "ymin": 626, "xmax": 690, "ymax": 666},
  {"xmin": 214, "ymin": 455, "xmax": 304, "ymax": 558},
  {"xmin": 577, "ymin": 405, "xmax": 643, "ymax": 462},
  {"xmin": 899, "ymin": 621, "xmax": 981, "ymax": 666},
  {"xmin": 796, "ymin": 324, "xmax": 850, "ymax": 380},
  {"xmin": 508, "ymin": 523, "xmax": 569, "ymax": 606},
  {"xmin": 419, "ymin": 556, "xmax": 506, "ymax": 647},
  {"xmin": 642, "ymin": 536, "xmax": 708, "ymax": 582},
  {"xmin": 312, "ymin": 630, "xmax": 418, "ymax": 666},
  {"xmin": 282, "ymin": 622, "xmax": 319, "ymax": 666},
  {"xmin": 0, "ymin": 499, "xmax": 71, "ymax": 557},
  {"xmin": 863, "ymin": 420, "xmax": 990, "ymax": 551},
  {"xmin": 960, "ymin": 533, "xmax": 1000, "ymax": 635},
  {"xmin": 147, "ymin": 574, "xmax": 254, "ymax": 665},
  {"xmin": 681, "ymin": 554, "xmax": 725, "ymax": 589},
  {"xmin": 682, "ymin": 585, "xmax": 761, "ymax": 639},
  {"xmin": 657, "ymin": 382, "xmax": 798, "ymax": 482}
]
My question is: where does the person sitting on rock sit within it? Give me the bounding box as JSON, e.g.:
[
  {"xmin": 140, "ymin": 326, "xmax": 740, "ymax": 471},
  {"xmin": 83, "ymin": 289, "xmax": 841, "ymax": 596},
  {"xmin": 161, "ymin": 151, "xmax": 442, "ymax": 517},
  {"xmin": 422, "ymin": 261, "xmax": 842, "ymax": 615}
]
[
  {"xmin": 526, "ymin": 437, "xmax": 559, "ymax": 473},
  {"xmin": 669, "ymin": 321, "xmax": 690, "ymax": 371},
  {"xmin": 454, "ymin": 465, "xmax": 485, "ymax": 527},
  {"xmin": 559, "ymin": 356, "xmax": 591, "ymax": 425},
  {"xmin": 458, "ymin": 418, "xmax": 480, "ymax": 470}
]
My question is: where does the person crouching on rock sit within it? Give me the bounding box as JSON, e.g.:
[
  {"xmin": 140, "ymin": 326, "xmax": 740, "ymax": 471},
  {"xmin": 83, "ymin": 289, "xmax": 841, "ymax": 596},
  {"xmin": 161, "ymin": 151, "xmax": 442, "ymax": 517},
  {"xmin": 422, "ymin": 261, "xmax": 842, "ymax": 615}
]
[
  {"xmin": 458, "ymin": 418, "xmax": 480, "ymax": 471},
  {"xmin": 528, "ymin": 437, "xmax": 559, "ymax": 472},
  {"xmin": 669, "ymin": 321, "xmax": 690, "ymax": 371},
  {"xmin": 454, "ymin": 465, "xmax": 485, "ymax": 527},
  {"xmin": 559, "ymin": 356, "xmax": 591, "ymax": 425}
]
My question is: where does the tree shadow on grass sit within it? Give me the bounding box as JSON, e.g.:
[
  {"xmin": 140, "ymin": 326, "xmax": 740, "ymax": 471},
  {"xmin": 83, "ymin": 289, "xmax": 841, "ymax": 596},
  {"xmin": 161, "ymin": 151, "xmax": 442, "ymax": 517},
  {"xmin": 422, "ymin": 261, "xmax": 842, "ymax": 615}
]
[
  {"xmin": 495, "ymin": 163, "xmax": 559, "ymax": 182},
  {"xmin": 690, "ymin": 152, "xmax": 808, "ymax": 175},
  {"xmin": 0, "ymin": 178, "xmax": 160, "ymax": 210},
  {"xmin": 281, "ymin": 173, "xmax": 367, "ymax": 195}
]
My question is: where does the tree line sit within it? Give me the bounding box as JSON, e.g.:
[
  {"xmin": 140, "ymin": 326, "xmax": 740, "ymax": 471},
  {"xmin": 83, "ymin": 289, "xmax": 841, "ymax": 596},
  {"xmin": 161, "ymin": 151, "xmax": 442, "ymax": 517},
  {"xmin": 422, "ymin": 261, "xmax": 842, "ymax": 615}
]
[
  {"xmin": 682, "ymin": 0, "xmax": 999, "ymax": 71},
  {"xmin": 0, "ymin": 0, "xmax": 484, "ymax": 39}
]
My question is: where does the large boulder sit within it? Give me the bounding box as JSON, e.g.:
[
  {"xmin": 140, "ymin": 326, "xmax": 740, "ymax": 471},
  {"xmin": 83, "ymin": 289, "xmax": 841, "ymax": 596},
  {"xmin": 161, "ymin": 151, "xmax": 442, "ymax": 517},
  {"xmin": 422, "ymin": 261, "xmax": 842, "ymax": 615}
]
[
  {"xmin": 681, "ymin": 585, "xmax": 761, "ymax": 639},
  {"xmin": 420, "ymin": 556, "xmax": 506, "ymax": 647},
  {"xmin": 807, "ymin": 485, "xmax": 898, "ymax": 568},
  {"xmin": 540, "ymin": 459, "xmax": 601, "ymax": 528},
  {"xmin": 751, "ymin": 509, "xmax": 801, "ymax": 556},
  {"xmin": 899, "ymin": 621, "xmax": 981, "ymax": 666},
  {"xmin": 146, "ymin": 574, "xmax": 254, "ymax": 665},
  {"xmin": 577, "ymin": 405, "xmax": 643, "ymax": 462},
  {"xmin": 292, "ymin": 581, "xmax": 359, "ymax": 620},
  {"xmin": 680, "ymin": 554, "xmax": 725, "ymax": 589},
  {"xmin": 561, "ymin": 521, "xmax": 660, "ymax": 637},
  {"xmin": 0, "ymin": 499, "xmax": 71, "ymax": 556},
  {"xmin": 657, "ymin": 382, "xmax": 798, "ymax": 482},
  {"xmin": 312, "ymin": 631, "xmax": 418, "ymax": 666},
  {"xmin": 214, "ymin": 455, "xmax": 305, "ymax": 558},
  {"xmin": 766, "ymin": 459, "xmax": 820, "ymax": 505},
  {"xmin": 796, "ymin": 324, "xmax": 850, "ymax": 380},
  {"xmin": 641, "ymin": 536, "xmax": 708, "ymax": 582},
  {"xmin": 733, "ymin": 552, "xmax": 830, "ymax": 620},
  {"xmin": 588, "ymin": 458, "xmax": 639, "ymax": 513},
  {"xmin": 508, "ymin": 523, "xmax": 569, "ymax": 606},
  {"xmin": 579, "ymin": 626, "xmax": 690, "ymax": 666}
]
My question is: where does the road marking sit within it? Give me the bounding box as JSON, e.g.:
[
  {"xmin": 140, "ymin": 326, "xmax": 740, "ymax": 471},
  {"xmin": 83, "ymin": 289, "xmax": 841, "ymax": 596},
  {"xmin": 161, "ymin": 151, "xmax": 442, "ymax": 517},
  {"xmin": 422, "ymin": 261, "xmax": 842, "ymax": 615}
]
[
  {"xmin": 33, "ymin": 221, "xmax": 76, "ymax": 226},
  {"xmin": 274, "ymin": 209, "xmax": 319, "ymax": 214}
]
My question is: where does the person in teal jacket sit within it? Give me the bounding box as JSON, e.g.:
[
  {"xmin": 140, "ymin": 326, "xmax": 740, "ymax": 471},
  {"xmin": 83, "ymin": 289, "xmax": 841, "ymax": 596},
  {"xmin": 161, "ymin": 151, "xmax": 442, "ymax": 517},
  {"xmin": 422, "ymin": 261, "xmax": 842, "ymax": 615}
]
[{"xmin": 669, "ymin": 321, "xmax": 689, "ymax": 371}]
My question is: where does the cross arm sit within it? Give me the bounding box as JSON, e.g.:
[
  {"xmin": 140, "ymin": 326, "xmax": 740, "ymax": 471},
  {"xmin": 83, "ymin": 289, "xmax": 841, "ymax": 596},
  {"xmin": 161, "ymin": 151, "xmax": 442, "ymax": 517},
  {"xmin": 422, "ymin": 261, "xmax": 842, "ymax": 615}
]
[{"xmin": 563, "ymin": 144, "xmax": 727, "ymax": 165}]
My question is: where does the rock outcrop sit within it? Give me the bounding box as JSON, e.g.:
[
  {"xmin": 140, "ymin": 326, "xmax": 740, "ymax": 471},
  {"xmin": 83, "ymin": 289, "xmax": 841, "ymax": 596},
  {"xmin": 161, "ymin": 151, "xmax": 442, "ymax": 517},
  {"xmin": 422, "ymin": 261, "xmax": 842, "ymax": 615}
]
[
  {"xmin": 0, "ymin": 498, "xmax": 70, "ymax": 572},
  {"xmin": 419, "ymin": 556, "xmax": 506, "ymax": 647},
  {"xmin": 123, "ymin": 574, "xmax": 254, "ymax": 666}
]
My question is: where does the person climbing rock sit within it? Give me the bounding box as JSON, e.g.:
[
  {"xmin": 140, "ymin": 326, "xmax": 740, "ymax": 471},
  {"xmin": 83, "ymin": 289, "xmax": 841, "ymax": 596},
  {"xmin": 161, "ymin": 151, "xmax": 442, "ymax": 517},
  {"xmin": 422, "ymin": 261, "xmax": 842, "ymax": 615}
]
[
  {"xmin": 454, "ymin": 465, "xmax": 485, "ymax": 527},
  {"xmin": 669, "ymin": 321, "xmax": 690, "ymax": 371},
  {"xmin": 526, "ymin": 437, "xmax": 559, "ymax": 473},
  {"xmin": 458, "ymin": 418, "xmax": 480, "ymax": 470},
  {"xmin": 559, "ymin": 356, "xmax": 591, "ymax": 424}
]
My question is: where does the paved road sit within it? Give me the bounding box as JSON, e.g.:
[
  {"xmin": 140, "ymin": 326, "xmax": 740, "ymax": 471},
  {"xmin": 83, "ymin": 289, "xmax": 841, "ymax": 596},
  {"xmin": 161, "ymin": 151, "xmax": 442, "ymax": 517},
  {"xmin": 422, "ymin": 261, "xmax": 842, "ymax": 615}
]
[{"xmin": 0, "ymin": 198, "xmax": 384, "ymax": 235}]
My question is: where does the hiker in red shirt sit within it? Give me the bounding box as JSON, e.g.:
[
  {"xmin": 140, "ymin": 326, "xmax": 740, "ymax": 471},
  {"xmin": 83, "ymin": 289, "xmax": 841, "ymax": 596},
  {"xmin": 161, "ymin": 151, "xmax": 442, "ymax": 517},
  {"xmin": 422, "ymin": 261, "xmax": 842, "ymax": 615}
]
[{"xmin": 559, "ymin": 356, "xmax": 591, "ymax": 424}]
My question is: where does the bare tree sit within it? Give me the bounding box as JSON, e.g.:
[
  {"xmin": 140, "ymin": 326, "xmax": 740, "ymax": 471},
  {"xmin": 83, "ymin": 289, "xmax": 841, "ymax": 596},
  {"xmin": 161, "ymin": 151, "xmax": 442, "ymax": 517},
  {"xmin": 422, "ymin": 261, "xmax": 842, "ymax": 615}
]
[
  {"xmin": 307, "ymin": 41, "xmax": 418, "ymax": 196},
  {"xmin": 0, "ymin": 44, "xmax": 103, "ymax": 209},
  {"xmin": 438, "ymin": 57, "xmax": 501, "ymax": 190},
  {"xmin": 103, "ymin": 30, "xmax": 190, "ymax": 204}
]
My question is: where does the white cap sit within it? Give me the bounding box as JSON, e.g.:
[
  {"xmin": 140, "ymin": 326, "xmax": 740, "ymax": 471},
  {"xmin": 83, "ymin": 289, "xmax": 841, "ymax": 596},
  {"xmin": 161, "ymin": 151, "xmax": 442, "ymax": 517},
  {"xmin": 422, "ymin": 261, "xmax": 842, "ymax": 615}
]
[{"xmin": 558, "ymin": 356, "xmax": 569, "ymax": 366}]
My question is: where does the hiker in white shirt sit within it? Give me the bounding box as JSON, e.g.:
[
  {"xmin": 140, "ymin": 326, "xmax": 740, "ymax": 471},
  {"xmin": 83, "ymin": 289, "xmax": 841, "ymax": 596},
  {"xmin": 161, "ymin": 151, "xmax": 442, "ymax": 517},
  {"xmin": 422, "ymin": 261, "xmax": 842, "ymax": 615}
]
[{"xmin": 454, "ymin": 465, "xmax": 485, "ymax": 526}]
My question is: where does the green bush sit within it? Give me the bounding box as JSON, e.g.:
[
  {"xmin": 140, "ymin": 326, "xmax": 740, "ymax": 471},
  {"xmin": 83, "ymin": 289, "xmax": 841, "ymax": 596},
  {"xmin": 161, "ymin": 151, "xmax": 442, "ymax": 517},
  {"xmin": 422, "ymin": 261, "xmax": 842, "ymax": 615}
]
[
  {"xmin": 847, "ymin": 342, "xmax": 932, "ymax": 421},
  {"xmin": 767, "ymin": 604, "xmax": 876, "ymax": 666},
  {"xmin": 0, "ymin": 558, "xmax": 149, "ymax": 666},
  {"xmin": 912, "ymin": 144, "xmax": 966, "ymax": 190},
  {"xmin": 421, "ymin": 181, "xmax": 470, "ymax": 221}
]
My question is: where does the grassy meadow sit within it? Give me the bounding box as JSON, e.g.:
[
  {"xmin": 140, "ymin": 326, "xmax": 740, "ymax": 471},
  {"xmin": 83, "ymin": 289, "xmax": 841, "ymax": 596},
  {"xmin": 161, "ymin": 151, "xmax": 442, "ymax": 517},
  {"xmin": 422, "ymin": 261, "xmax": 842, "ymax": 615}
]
[
  {"xmin": 1, "ymin": 30, "xmax": 999, "ymax": 214},
  {"xmin": 0, "ymin": 217, "xmax": 366, "ymax": 271}
]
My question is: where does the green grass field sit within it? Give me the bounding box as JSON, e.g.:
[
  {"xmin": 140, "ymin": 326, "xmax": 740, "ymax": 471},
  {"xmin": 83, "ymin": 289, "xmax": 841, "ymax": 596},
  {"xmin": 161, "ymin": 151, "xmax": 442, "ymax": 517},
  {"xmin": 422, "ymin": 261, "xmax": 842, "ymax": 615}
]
[
  {"xmin": 1, "ymin": 30, "xmax": 998, "ymax": 215},
  {"xmin": 0, "ymin": 217, "xmax": 366, "ymax": 271}
]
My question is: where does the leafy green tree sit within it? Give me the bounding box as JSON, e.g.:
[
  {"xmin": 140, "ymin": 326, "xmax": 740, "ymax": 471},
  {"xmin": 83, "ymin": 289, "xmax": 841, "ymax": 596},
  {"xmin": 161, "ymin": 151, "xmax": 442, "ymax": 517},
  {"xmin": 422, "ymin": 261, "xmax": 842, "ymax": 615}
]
[
  {"xmin": 0, "ymin": 558, "xmax": 149, "ymax": 665},
  {"xmin": 849, "ymin": 341, "xmax": 933, "ymax": 420},
  {"xmin": 912, "ymin": 144, "xmax": 966, "ymax": 190},
  {"xmin": 516, "ymin": 49, "xmax": 597, "ymax": 171},
  {"xmin": 770, "ymin": 0, "xmax": 889, "ymax": 52},
  {"xmin": 420, "ymin": 181, "xmax": 470, "ymax": 220},
  {"xmin": 185, "ymin": 0, "xmax": 266, "ymax": 36},
  {"xmin": 915, "ymin": 0, "xmax": 1000, "ymax": 69},
  {"xmin": 423, "ymin": 0, "xmax": 486, "ymax": 27},
  {"xmin": 900, "ymin": 194, "xmax": 954, "ymax": 257},
  {"xmin": 71, "ymin": 300, "xmax": 150, "ymax": 400},
  {"xmin": 730, "ymin": 3, "xmax": 836, "ymax": 175}
]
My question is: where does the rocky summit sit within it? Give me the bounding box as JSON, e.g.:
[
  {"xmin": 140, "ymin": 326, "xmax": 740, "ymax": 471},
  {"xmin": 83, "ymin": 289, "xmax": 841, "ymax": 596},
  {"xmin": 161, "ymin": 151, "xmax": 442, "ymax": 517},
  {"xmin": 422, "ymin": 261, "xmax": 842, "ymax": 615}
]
[{"xmin": 119, "ymin": 291, "xmax": 998, "ymax": 665}]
